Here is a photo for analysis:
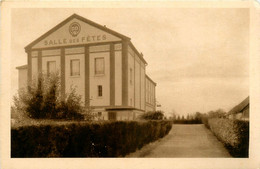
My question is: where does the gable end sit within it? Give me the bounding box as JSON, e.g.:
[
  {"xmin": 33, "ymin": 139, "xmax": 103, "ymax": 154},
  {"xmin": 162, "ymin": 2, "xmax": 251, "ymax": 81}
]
[{"xmin": 25, "ymin": 13, "xmax": 130, "ymax": 52}]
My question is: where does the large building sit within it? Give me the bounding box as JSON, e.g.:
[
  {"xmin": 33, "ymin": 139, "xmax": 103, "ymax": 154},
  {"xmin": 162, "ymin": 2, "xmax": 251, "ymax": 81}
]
[{"xmin": 16, "ymin": 14, "xmax": 156, "ymax": 120}]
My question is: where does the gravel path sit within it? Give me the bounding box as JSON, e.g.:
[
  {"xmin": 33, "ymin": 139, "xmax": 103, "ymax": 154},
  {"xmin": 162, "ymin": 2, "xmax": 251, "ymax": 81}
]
[{"xmin": 127, "ymin": 124, "xmax": 231, "ymax": 158}]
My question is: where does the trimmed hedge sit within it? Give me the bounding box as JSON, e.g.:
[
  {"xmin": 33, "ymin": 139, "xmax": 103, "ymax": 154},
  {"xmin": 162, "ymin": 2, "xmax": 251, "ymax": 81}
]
[
  {"xmin": 11, "ymin": 120, "xmax": 172, "ymax": 157},
  {"xmin": 201, "ymin": 115, "xmax": 210, "ymax": 129},
  {"xmin": 140, "ymin": 111, "xmax": 164, "ymax": 120},
  {"xmin": 173, "ymin": 119, "xmax": 202, "ymax": 124},
  {"xmin": 208, "ymin": 118, "xmax": 249, "ymax": 157}
]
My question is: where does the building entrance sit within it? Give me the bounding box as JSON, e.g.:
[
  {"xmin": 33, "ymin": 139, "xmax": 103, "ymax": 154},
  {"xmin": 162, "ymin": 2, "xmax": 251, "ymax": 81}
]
[{"xmin": 108, "ymin": 112, "xmax": 117, "ymax": 120}]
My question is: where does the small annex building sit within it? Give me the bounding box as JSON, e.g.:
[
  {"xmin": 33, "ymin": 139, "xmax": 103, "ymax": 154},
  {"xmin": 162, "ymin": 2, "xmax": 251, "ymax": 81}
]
[
  {"xmin": 227, "ymin": 96, "xmax": 249, "ymax": 121},
  {"xmin": 16, "ymin": 14, "xmax": 157, "ymax": 120}
]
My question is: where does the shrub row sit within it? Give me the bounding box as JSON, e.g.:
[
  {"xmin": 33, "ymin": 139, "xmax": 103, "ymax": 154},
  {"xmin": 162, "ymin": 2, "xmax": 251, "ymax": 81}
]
[
  {"xmin": 173, "ymin": 119, "xmax": 202, "ymax": 124},
  {"xmin": 208, "ymin": 118, "xmax": 249, "ymax": 157},
  {"xmin": 11, "ymin": 120, "xmax": 172, "ymax": 157},
  {"xmin": 201, "ymin": 115, "xmax": 210, "ymax": 129},
  {"xmin": 140, "ymin": 111, "xmax": 164, "ymax": 120}
]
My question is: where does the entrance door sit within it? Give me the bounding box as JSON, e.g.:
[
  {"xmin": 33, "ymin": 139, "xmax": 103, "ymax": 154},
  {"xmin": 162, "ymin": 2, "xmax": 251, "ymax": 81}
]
[{"xmin": 108, "ymin": 112, "xmax": 117, "ymax": 120}]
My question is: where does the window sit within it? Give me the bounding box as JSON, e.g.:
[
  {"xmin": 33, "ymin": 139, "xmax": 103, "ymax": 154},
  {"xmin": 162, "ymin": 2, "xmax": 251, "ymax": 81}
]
[
  {"xmin": 98, "ymin": 112, "xmax": 102, "ymax": 116},
  {"xmin": 95, "ymin": 58, "xmax": 104, "ymax": 75},
  {"xmin": 70, "ymin": 59, "xmax": 80, "ymax": 76},
  {"xmin": 130, "ymin": 68, "xmax": 133, "ymax": 85},
  {"xmin": 47, "ymin": 61, "xmax": 56, "ymax": 75},
  {"xmin": 98, "ymin": 85, "xmax": 102, "ymax": 97}
]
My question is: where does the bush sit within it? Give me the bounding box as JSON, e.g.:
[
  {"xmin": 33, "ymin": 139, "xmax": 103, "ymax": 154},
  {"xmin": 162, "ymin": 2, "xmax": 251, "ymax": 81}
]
[
  {"xmin": 12, "ymin": 73, "xmax": 86, "ymax": 121},
  {"xmin": 173, "ymin": 112, "xmax": 203, "ymax": 124},
  {"xmin": 11, "ymin": 120, "xmax": 172, "ymax": 157},
  {"xmin": 201, "ymin": 109, "xmax": 227, "ymax": 129},
  {"xmin": 208, "ymin": 118, "xmax": 249, "ymax": 157},
  {"xmin": 173, "ymin": 119, "xmax": 202, "ymax": 124},
  {"xmin": 140, "ymin": 111, "xmax": 164, "ymax": 120},
  {"xmin": 201, "ymin": 114, "xmax": 210, "ymax": 128}
]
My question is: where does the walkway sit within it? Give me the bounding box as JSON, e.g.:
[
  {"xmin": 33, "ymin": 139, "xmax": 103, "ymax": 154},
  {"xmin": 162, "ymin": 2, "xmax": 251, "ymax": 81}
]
[{"xmin": 127, "ymin": 124, "xmax": 231, "ymax": 157}]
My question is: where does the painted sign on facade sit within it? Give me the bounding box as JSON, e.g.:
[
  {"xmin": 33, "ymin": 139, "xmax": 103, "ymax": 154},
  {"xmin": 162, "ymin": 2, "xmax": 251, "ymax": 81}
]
[{"xmin": 32, "ymin": 18, "xmax": 121, "ymax": 49}]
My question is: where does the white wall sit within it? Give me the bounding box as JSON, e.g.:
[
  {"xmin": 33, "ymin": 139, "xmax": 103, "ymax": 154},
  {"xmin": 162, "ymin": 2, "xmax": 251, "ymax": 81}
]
[
  {"xmin": 89, "ymin": 52, "xmax": 110, "ymax": 106},
  {"xmin": 128, "ymin": 46, "xmax": 147, "ymax": 111},
  {"xmin": 145, "ymin": 76, "xmax": 156, "ymax": 112},
  {"xmin": 65, "ymin": 53, "xmax": 85, "ymax": 103},
  {"xmin": 18, "ymin": 69, "xmax": 28, "ymax": 89},
  {"xmin": 31, "ymin": 58, "xmax": 38, "ymax": 81},
  {"xmin": 134, "ymin": 57, "xmax": 141, "ymax": 109},
  {"xmin": 128, "ymin": 50, "xmax": 135, "ymax": 107},
  {"xmin": 42, "ymin": 55, "xmax": 60, "ymax": 74},
  {"xmin": 140, "ymin": 63, "xmax": 145, "ymax": 110},
  {"xmin": 145, "ymin": 105, "xmax": 154, "ymax": 112},
  {"xmin": 115, "ymin": 50, "xmax": 122, "ymax": 106},
  {"xmin": 116, "ymin": 111, "xmax": 134, "ymax": 121}
]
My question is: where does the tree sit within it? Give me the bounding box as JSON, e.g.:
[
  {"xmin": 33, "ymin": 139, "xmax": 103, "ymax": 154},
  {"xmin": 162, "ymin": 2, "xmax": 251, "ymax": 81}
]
[
  {"xmin": 12, "ymin": 73, "xmax": 89, "ymax": 121},
  {"xmin": 177, "ymin": 115, "xmax": 181, "ymax": 120},
  {"xmin": 207, "ymin": 109, "xmax": 226, "ymax": 119},
  {"xmin": 194, "ymin": 112, "xmax": 202, "ymax": 121},
  {"xmin": 186, "ymin": 114, "xmax": 190, "ymax": 120},
  {"xmin": 140, "ymin": 110, "xmax": 164, "ymax": 120},
  {"xmin": 171, "ymin": 109, "xmax": 177, "ymax": 120}
]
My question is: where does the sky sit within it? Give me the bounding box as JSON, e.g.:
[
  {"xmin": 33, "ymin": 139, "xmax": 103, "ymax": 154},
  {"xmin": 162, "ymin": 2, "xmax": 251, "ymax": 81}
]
[{"xmin": 11, "ymin": 8, "xmax": 249, "ymax": 116}]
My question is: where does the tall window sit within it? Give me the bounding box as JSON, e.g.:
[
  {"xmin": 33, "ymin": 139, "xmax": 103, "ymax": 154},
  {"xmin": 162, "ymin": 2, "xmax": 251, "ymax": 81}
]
[
  {"xmin": 70, "ymin": 59, "xmax": 80, "ymax": 76},
  {"xmin": 130, "ymin": 68, "xmax": 133, "ymax": 85},
  {"xmin": 98, "ymin": 85, "xmax": 102, "ymax": 97},
  {"xmin": 95, "ymin": 58, "xmax": 104, "ymax": 75},
  {"xmin": 47, "ymin": 61, "xmax": 56, "ymax": 75}
]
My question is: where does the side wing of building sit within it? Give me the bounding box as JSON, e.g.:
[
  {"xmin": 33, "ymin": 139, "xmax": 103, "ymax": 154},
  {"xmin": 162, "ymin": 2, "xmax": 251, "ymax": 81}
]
[{"xmin": 145, "ymin": 75, "xmax": 156, "ymax": 112}]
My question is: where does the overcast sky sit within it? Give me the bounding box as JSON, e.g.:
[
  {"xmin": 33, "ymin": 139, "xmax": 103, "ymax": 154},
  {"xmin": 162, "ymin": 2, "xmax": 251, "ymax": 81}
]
[{"xmin": 11, "ymin": 8, "xmax": 249, "ymax": 116}]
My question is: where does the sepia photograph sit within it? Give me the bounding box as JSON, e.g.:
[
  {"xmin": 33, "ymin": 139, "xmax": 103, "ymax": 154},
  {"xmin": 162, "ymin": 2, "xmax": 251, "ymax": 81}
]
[
  {"xmin": 1, "ymin": 1, "xmax": 260, "ymax": 169},
  {"xmin": 10, "ymin": 7, "xmax": 249, "ymax": 158}
]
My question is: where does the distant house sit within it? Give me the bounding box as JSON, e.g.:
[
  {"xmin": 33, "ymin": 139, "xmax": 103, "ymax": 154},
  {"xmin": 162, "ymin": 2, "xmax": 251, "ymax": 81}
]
[
  {"xmin": 16, "ymin": 14, "xmax": 157, "ymax": 121},
  {"xmin": 227, "ymin": 96, "xmax": 249, "ymax": 121}
]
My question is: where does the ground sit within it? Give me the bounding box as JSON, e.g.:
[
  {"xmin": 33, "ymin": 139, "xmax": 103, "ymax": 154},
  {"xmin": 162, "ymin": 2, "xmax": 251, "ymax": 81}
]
[{"xmin": 127, "ymin": 124, "xmax": 231, "ymax": 157}]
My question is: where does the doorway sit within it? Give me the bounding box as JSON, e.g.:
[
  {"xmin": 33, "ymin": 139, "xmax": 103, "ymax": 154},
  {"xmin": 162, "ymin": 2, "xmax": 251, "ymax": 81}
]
[{"xmin": 108, "ymin": 111, "xmax": 117, "ymax": 120}]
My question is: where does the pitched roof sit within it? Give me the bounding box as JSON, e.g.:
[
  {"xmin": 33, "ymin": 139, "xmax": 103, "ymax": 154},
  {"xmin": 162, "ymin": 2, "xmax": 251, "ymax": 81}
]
[
  {"xmin": 25, "ymin": 13, "xmax": 131, "ymax": 51},
  {"xmin": 16, "ymin": 65, "xmax": 28, "ymax": 69},
  {"xmin": 228, "ymin": 96, "xmax": 249, "ymax": 115}
]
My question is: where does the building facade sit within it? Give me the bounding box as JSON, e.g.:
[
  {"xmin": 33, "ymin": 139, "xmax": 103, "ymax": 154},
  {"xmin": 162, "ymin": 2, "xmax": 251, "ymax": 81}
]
[{"xmin": 16, "ymin": 14, "xmax": 156, "ymax": 120}]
